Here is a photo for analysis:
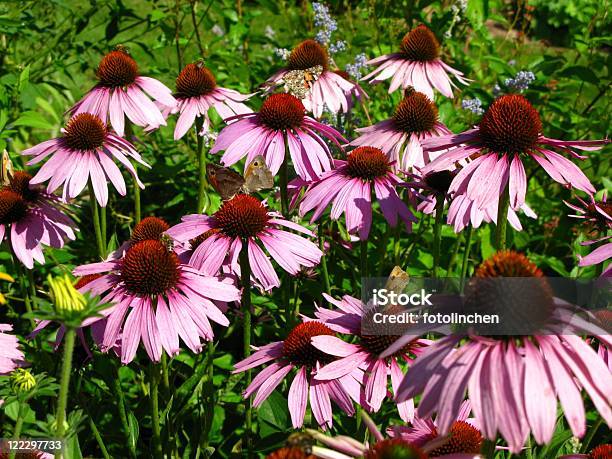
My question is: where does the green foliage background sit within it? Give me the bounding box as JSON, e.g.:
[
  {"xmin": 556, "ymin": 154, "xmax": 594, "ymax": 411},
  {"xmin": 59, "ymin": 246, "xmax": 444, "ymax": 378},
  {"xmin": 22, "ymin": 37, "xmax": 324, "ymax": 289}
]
[{"xmin": 0, "ymin": 0, "xmax": 610, "ymax": 457}]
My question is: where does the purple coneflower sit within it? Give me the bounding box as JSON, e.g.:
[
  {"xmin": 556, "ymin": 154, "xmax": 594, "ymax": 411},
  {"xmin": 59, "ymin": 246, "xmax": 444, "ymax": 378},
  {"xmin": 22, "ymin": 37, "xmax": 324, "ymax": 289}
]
[
  {"xmin": 299, "ymin": 147, "xmax": 417, "ymax": 240},
  {"xmin": 70, "ymin": 48, "xmax": 176, "ymax": 136},
  {"xmin": 421, "ymin": 95, "xmax": 608, "ymax": 215},
  {"xmin": 166, "ymin": 194, "xmax": 322, "ymax": 291},
  {"xmin": 266, "ymin": 40, "xmax": 363, "ymax": 118},
  {"xmin": 389, "ymin": 251, "xmax": 612, "ymax": 454},
  {"xmin": 446, "ymin": 190, "xmax": 537, "ymax": 233},
  {"xmin": 0, "ymin": 172, "xmax": 76, "ymax": 268},
  {"xmin": 312, "ymin": 293, "xmax": 430, "ymax": 421},
  {"xmin": 233, "ymin": 320, "xmax": 362, "ymax": 430},
  {"xmin": 362, "ymin": 25, "xmax": 469, "ymax": 99},
  {"xmin": 73, "ymin": 224, "xmax": 240, "ymax": 364},
  {"xmin": 350, "ymin": 90, "xmax": 451, "ymax": 171},
  {"xmin": 22, "ymin": 113, "xmax": 149, "ymax": 207},
  {"xmin": 388, "ymin": 401, "xmax": 484, "ymax": 456},
  {"xmin": 566, "ymin": 193, "xmax": 612, "ymax": 277},
  {"xmin": 164, "ymin": 62, "xmax": 252, "ymax": 140},
  {"xmin": 210, "ymin": 93, "xmax": 346, "ymax": 181},
  {"xmin": 0, "ymin": 323, "xmax": 24, "ymax": 374},
  {"xmin": 307, "ymin": 411, "xmax": 483, "ymax": 458}
]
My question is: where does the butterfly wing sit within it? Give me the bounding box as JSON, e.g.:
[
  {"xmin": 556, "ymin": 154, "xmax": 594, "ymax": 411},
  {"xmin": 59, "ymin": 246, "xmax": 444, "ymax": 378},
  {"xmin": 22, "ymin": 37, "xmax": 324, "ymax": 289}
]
[
  {"xmin": 1, "ymin": 150, "xmax": 14, "ymax": 187},
  {"xmin": 244, "ymin": 156, "xmax": 274, "ymax": 193},
  {"xmin": 207, "ymin": 163, "xmax": 245, "ymax": 200}
]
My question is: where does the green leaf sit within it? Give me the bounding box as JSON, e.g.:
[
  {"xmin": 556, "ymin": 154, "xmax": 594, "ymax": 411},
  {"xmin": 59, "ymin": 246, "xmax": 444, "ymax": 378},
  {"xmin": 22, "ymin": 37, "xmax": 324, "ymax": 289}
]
[
  {"xmin": 18, "ymin": 65, "xmax": 30, "ymax": 92},
  {"xmin": 559, "ymin": 65, "xmax": 600, "ymax": 85},
  {"xmin": 128, "ymin": 411, "xmax": 140, "ymax": 452},
  {"xmin": 13, "ymin": 111, "xmax": 54, "ymax": 130},
  {"xmin": 35, "ymin": 97, "xmax": 59, "ymax": 123},
  {"xmin": 257, "ymin": 390, "xmax": 288, "ymax": 437}
]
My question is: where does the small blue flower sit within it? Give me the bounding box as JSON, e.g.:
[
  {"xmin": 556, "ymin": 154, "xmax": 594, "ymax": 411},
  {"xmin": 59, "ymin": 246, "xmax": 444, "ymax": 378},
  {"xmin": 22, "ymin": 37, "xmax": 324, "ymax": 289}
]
[
  {"xmin": 345, "ymin": 53, "xmax": 368, "ymax": 80},
  {"xmin": 462, "ymin": 98, "xmax": 484, "ymax": 115}
]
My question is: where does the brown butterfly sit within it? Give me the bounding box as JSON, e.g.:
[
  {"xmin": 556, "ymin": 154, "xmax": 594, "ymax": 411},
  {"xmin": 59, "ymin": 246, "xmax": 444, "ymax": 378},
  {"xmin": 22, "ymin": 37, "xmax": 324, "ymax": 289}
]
[
  {"xmin": 207, "ymin": 155, "xmax": 274, "ymax": 201},
  {"xmin": 1, "ymin": 150, "xmax": 14, "ymax": 187},
  {"xmin": 282, "ymin": 65, "xmax": 323, "ymax": 99}
]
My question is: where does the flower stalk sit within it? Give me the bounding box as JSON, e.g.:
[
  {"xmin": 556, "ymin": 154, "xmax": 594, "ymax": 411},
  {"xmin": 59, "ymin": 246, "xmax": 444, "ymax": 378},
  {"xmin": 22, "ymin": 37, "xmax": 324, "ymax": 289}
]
[
  {"xmin": 432, "ymin": 195, "xmax": 445, "ymax": 278},
  {"xmin": 195, "ymin": 116, "xmax": 209, "ymax": 213},
  {"xmin": 280, "ymin": 132, "xmax": 290, "ymax": 217},
  {"xmin": 54, "ymin": 326, "xmax": 75, "ymax": 456},
  {"xmin": 495, "ymin": 183, "xmax": 510, "ymax": 250},
  {"xmin": 239, "ymin": 240, "xmax": 253, "ymax": 455},
  {"xmin": 88, "ymin": 181, "xmax": 106, "ymax": 258}
]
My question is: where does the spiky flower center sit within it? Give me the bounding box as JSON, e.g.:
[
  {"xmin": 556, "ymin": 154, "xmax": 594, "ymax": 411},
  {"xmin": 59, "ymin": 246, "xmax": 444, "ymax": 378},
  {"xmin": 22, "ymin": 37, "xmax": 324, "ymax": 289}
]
[
  {"xmin": 190, "ymin": 228, "xmax": 221, "ymax": 250},
  {"xmin": 176, "ymin": 63, "xmax": 216, "ymax": 98},
  {"xmin": 288, "ymin": 40, "xmax": 328, "ymax": 71},
  {"xmin": 259, "ymin": 93, "xmax": 305, "ymax": 131},
  {"xmin": 590, "ymin": 444, "xmax": 612, "ymax": 459},
  {"xmin": 424, "ymin": 170, "xmax": 453, "ymax": 194},
  {"xmin": 479, "ymin": 95, "xmax": 542, "ymax": 155},
  {"xmin": 360, "ymin": 304, "xmax": 420, "ymax": 357},
  {"xmin": 464, "ymin": 251, "xmax": 553, "ymax": 334},
  {"xmin": 400, "ymin": 25, "xmax": 440, "ymax": 62},
  {"xmin": 365, "ymin": 439, "xmax": 428, "ymax": 459},
  {"xmin": 63, "ymin": 113, "xmax": 107, "ymax": 151},
  {"xmin": 121, "ymin": 240, "xmax": 180, "ymax": 296},
  {"xmin": 266, "ymin": 446, "xmax": 315, "ymax": 459},
  {"xmin": 346, "ymin": 147, "xmax": 391, "ymax": 180},
  {"xmin": 131, "ymin": 217, "xmax": 170, "ymax": 243},
  {"xmin": 0, "ymin": 190, "xmax": 27, "ymax": 225},
  {"xmin": 96, "ymin": 50, "xmax": 138, "ymax": 88},
  {"xmin": 7, "ymin": 171, "xmax": 39, "ymax": 203},
  {"xmin": 282, "ymin": 321, "xmax": 335, "ymax": 367},
  {"xmin": 74, "ymin": 274, "xmax": 103, "ymax": 290},
  {"xmin": 214, "ymin": 194, "xmax": 269, "ymax": 238},
  {"xmin": 393, "ymin": 92, "xmax": 438, "ymax": 134},
  {"xmin": 428, "ymin": 421, "xmax": 483, "ymax": 457}
]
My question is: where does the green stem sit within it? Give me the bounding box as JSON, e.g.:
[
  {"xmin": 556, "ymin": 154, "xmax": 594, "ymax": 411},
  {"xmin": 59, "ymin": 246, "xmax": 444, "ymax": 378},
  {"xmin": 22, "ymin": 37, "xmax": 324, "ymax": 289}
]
[
  {"xmin": 55, "ymin": 327, "xmax": 76, "ymax": 458},
  {"xmin": 360, "ymin": 239, "xmax": 368, "ymax": 281},
  {"xmin": 581, "ymin": 417, "xmax": 603, "ymax": 453},
  {"xmin": 9, "ymin": 401, "xmax": 25, "ymax": 459},
  {"xmin": 239, "ymin": 241, "xmax": 253, "ymax": 457},
  {"xmin": 125, "ymin": 122, "xmax": 141, "ymax": 224},
  {"xmin": 318, "ymin": 225, "xmax": 331, "ymax": 294},
  {"xmin": 459, "ymin": 226, "xmax": 474, "ymax": 292},
  {"xmin": 100, "ymin": 204, "xmax": 107, "ymax": 253},
  {"xmin": 112, "ymin": 364, "xmax": 136, "ymax": 459},
  {"xmin": 161, "ymin": 353, "xmax": 170, "ymax": 391},
  {"xmin": 432, "ymin": 195, "xmax": 445, "ymax": 278},
  {"xmin": 494, "ymin": 183, "xmax": 510, "ymax": 251},
  {"xmin": 279, "ymin": 132, "xmax": 289, "ymax": 217},
  {"xmin": 149, "ymin": 364, "xmax": 162, "ymax": 459},
  {"xmin": 88, "ymin": 181, "xmax": 105, "ymax": 258},
  {"xmin": 88, "ymin": 415, "xmax": 111, "ymax": 459},
  {"xmin": 195, "ymin": 116, "xmax": 208, "ymax": 213},
  {"xmin": 13, "ymin": 259, "xmax": 35, "ymax": 328},
  {"xmin": 481, "ymin": 438, "xmax": 496, "ymax": 459}
]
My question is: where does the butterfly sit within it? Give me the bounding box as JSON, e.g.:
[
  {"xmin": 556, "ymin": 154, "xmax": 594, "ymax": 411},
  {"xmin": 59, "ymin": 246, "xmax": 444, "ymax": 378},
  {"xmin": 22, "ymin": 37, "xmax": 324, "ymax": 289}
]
[
  {"xmin": 281, "ymin": 65, "xmax": 323, "ymax": 99},
  {"xmin": 207, "ymin": 155, "xmax": 274, "ymax": 201},
  {"xmin": 385, "ymin": 265, "xmax": 409, "ymax": 295},
  {"xmin": 1, "ymin": 150, "xmax": 14, "ymax": 187}
]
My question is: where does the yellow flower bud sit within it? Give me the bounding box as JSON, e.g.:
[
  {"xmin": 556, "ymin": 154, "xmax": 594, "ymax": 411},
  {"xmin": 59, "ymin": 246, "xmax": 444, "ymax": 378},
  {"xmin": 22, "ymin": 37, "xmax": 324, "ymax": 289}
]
[
  {"xmin": 48, "ymin": 274, "xmax": 86, "ymax": 313},
  {"xmin": 11, "ymin": 368, "xmax": 36, "ymax": 393}
]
